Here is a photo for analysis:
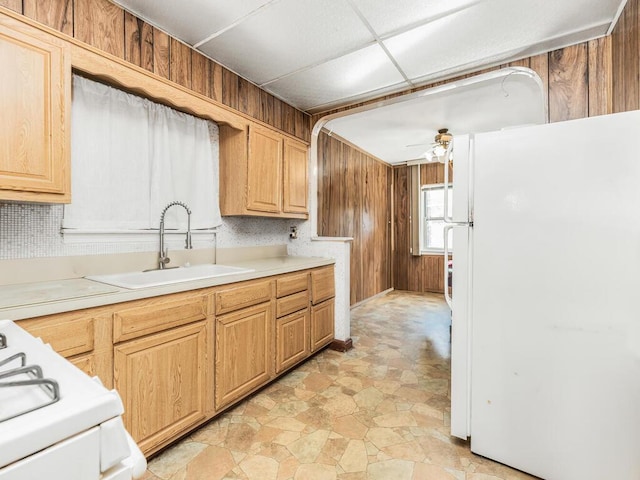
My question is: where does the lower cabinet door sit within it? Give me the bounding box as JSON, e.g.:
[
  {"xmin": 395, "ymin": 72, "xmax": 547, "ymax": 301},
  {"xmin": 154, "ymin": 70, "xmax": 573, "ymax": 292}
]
[
  {"xmin": 114, "ymin": 322, "xmax": 208, "ymax": 455},
  {"xmin": 215, "ymin": 302, "xmax": 273, "ymax": 410},
  {"xmin": 311, "ymin": 298, "xmax": 335, "ymax": 352},
  {"xmin": 276, "ymin": 309, "xmax": 310, "ymax": 374}
]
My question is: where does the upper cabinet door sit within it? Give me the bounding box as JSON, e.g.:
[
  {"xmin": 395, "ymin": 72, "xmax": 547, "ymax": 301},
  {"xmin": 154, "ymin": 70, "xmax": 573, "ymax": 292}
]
[
  {"xmin": 0, "ymin": 15, "xmax": 70, "ymax": 203},
  {"xmin": 283, "ymin": 139, "xmax": 308, "ymax": 214},
  {"xmin": 247, "ymin": 124, "xmax": 283, "ymax": 213}
]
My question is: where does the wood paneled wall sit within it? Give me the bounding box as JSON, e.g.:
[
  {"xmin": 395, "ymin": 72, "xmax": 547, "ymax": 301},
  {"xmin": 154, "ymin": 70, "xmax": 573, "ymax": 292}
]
[
  {"xmin": 314, "ymin": 36, "xmax": 614, "ymax": 296},
  {"xmin": 393, "ymin": 163, "xmax": 451, "ymax": 293},
  {"xmin": 612, "ymin": 0, "xmax": 640, "ymax": 113},
  {"xmin": 311, "ymin": 37, "xmax": 612, "ymax": 126},
  {"xmin": 0, "ymin": 0, "xmax": 310, "ymax": 142},
  {"xmin": 317, "ymin": 131, "xmax": 392, "ymax": 305}
]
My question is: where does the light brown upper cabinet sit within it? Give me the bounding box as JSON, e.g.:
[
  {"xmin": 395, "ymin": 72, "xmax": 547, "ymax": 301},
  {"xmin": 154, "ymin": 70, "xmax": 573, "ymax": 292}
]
[
  {"xmin": 0, "ymin": 14, "xmax": 70, "ymax": 203},
  {"xmin": 247, "ymin": 125, "xmax": 283, "ymax": 213},
  {"xmin": 283, "ymin": 138, "xmax": 309, "ymax": 214},
  {"xmin": 220, "ymin": 123, "xmax": 308, "ymax": 219}
]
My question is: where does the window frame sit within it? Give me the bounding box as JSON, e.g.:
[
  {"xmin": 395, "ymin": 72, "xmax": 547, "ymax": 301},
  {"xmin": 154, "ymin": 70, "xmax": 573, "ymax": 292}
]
[{"xmin": 419, "ymin": 182, "xmax": 453, "ymax": 255}]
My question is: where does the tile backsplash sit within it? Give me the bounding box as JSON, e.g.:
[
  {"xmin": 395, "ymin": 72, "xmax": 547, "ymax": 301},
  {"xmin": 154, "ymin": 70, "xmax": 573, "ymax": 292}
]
[{"xmin": 0, "ymin": 202, "xmax": 306, "ymax": 259}]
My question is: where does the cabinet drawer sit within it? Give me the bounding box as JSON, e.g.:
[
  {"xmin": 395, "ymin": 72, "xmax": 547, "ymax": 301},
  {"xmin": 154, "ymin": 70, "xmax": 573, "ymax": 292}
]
[
  {"xmin": 276, "ymin": 290, "xmax": 309, "ymax": 318},
  {"xmin": 215, "ymin": 279, "xmax": 273, "ymax": 315},
  {"xmin": 20, "ymin": 315, "xmax": 95, "ymax": 357},
  {"xmin": 276, "ymin": 272, "xmax": 308, "ymax": 298},
  {"xmin": 114, "ymin": 294, "xmax": 208, "ymax": 343},
  {"xmin": 311, "ymin": 266, "xmax": 335, "ymax": 305},
  {"xmin": 69, "ymin": 353, "xmax": 96, "ymax": 377}
]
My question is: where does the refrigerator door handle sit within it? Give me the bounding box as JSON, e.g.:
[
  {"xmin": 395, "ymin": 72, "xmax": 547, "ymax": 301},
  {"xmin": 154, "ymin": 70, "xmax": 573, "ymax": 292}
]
[
  {"xmin": 444, "ymin": 225, "xmax": 453, "ymax": 308},
  {"xmin": 444, "ymin": 222, "xmax": 470, "ymax": 309},
  {"xmin": 444, "ymin": 155, "xmax": 453, "ymax": 224}
]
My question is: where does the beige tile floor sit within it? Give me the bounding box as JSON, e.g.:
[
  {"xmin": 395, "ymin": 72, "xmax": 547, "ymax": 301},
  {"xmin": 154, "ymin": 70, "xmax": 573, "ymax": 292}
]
[{"xmin": 142, "ymin": 291, "xmax": 536, "ymax": 480}]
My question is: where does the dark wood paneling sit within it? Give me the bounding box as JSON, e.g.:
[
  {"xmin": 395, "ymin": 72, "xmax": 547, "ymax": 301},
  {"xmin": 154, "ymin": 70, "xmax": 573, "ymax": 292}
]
[
  {"xmin": 23, "ymin": 0, "xmax": 72, "ymax": 35},
  {"xmin": 317, "ymin": 134, "xmax": 362, "ymax": 304},
  {"xmin": 294, "ymin": 110, "xmax": 309, "ymax": 142},
  {"xmin": 359, "ymin": 154, "xmax": 386, "ymax": 299},
  {"xmin": 222, "ymin": 67, "xmax": 238, "ymax": 110},
  {"xmin": 588, "ymin": 36, "xmax": 613, "ymax": 117},
  {"xmin": 169, "ymin": 38, "xmax": 191, "ymax": 89},
  {"xmin": 612, "ymin": 0, "xmax": 639, "ymax": 113},
  {"xmin": 314, "ymin": 39, "xmax": 610, "ymax": 127},
  {"xmin": 393, "ymin": 166, "xmax": 409, "ymax": 291},
  {"xmin": 123, "ymin": 12, "xmax": 153, "ymax": 71},
  {"xmin": 623, "ymin": 0, "xmax": 639, "ymax": 112},
  {"xmin": 282, "ymin": 103, "xmax": 296, "ymax": 137},
  {"xmin": 124, "ymin": 12, "xmax": 140, "ymax": 67},
  {"xmin": 271, "ymin": 96, "xmax": 283, "ymax": 131},
  {"xmin": 549, "ymin": 44, "xmax": 589, "ymax": 122},
  {"xmin": 0, "ymin": 0, "xmax": 22, "ymax": 14},
  {"xmin": 74, "ymin": 0, "xmax": 124, "ymax": 59},
  {"xmin": 260, "ymin": 90, "xmax": 275, "ymax": 126},
  {"xmin": 506, "ymin": 58, "xmax": 530, "ymax": 68},
  {"xmin": 349, "ymin": 149, "xmax": 364, "ymax": 304},
  {"xmin": 612, "ymin": 2, "xmax": 627, "ymax": 114},
  {"xmin": 152, "ymin": 28, "xmax": 169, "ymax": 80},
  {"xmin": 211, "ymin": 62, "xmax": 223, "ymax": 103},
  {"xmin": 191, "ymin": 50, "xmax": 211, "ymax": 97},
  {"xmin": 238, "ymin": 78, "xmax": 261, "ymax": 119},
  {"xmin": 528, "ymin": 53, "xmax": 550, "ymax": 122},
  {"xmin": 421, "ymin": 256, "xmax": 442, "ymax": 293},
  {"xmin": 317, "ymin": 132, "xmax": 390, "ymax": 305},
  {"xmin": 387, "ymin": 162, "xmax": 453, "ymax": 295}
]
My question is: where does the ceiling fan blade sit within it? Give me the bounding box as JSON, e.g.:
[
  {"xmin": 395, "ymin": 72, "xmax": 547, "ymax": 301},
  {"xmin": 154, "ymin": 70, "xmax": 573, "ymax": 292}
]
[{"xmin": 405, "ymin": 142, "xmax": 433, "ymax": 148}]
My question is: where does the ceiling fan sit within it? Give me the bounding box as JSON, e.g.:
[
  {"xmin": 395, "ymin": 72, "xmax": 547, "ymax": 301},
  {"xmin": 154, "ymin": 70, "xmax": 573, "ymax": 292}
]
[{"xmin": 406, "ymin": 128, "xmax": 454, "ymax": 163}]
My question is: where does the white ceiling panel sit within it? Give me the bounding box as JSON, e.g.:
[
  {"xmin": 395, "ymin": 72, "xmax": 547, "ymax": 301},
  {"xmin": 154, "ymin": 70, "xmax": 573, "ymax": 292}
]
[
  {"xmin": 112, "ymin": 0, "xmax": 274, "ymax": 46},
  {"xmin": 264, "ymin": 43, "xmax": 407, "ymax": 111},
  {"xmin": 324, "ymin": 69, "xmax": 547, "ymax": 164},
  {"xmin": 351, "ymin": 0, "xmax": 480, "ymax": 38},
  {"xmin": 198, "ymin": 0, "xmax": 375, "ymax": 85},
  {"xmin": 385, "ymin": 0, "xmax": 618, "ymax": 81}
]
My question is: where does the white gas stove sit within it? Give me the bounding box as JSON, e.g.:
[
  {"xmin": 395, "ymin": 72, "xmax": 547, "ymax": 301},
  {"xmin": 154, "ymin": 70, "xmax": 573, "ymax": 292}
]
[{"xmin": 0, "ymin": 320, "xmax": 146, "ymax": 480}]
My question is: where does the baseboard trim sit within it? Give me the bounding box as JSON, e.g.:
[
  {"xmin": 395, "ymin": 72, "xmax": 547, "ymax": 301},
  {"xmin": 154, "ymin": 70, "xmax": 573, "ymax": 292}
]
[
  {"xmin": 350, "ymin": 288, "xmax": 394, "ymax": 309},
  {"xmin": 329, "ymin": 338, "xmax": 353, "ymax": 352}
]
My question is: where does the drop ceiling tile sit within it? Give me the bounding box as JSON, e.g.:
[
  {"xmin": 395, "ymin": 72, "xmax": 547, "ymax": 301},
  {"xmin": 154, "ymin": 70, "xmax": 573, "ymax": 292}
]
[
  {"xmin": 385, "ymin": 0, "xmax": 619, "ymax": 82},
  {"xmin": 112, "ymin": 0, "xmax": 274, "ymax": 45},
  {"xmin": 351, "ymin": 0, "xmax": 479, "ymax": 38},
  {"xmin": 198, "ymin": 0, "xmax": 374, "ymax": 85},
  {"xmin": 264, "ymin": 43, "xmax": 407, "ymax": 111}
]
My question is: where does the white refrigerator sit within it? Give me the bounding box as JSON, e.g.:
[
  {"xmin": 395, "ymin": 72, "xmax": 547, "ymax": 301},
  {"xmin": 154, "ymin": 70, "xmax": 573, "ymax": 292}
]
[{"xmin": 448, "ymin": 110, "xmax": 640, "ymax": 480}]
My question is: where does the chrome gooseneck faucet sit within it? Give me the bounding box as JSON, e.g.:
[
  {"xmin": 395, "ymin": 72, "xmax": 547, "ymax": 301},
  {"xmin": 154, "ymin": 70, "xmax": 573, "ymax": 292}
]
[{"xmin": 158, "ymin": 201, "xmax": 193, "ymax": 269}]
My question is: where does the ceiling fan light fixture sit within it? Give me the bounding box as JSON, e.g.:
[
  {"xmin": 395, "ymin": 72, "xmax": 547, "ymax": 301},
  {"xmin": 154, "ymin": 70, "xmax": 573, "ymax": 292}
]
[{"xmin": 432, "ymin": 144, "xmax": 447, "ymax": 157}]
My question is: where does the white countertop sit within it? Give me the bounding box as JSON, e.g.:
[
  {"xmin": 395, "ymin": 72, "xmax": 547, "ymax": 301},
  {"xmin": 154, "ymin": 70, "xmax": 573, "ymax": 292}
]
[{"xmin": 0, "ymin": 255, "xmax": 334, "ymax": 321}]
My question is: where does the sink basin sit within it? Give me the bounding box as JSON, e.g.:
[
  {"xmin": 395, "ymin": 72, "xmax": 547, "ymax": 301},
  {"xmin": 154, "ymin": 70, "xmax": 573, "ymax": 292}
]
[{"xmin": 86, "ymin": 264, "xmax": 255, "ymax": 289}]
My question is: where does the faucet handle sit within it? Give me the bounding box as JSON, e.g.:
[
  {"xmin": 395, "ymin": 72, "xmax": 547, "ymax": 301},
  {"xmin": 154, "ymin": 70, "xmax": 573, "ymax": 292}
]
[{"xmin": 159, "ymin": 251, "xmax": 171, "ymax": 269}]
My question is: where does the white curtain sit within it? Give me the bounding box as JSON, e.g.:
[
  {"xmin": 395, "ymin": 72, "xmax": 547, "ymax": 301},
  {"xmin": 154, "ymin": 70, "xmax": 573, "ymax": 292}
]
[{"xmin": 64, "ymin": 75, "xmax": 221, "ymax": 231}]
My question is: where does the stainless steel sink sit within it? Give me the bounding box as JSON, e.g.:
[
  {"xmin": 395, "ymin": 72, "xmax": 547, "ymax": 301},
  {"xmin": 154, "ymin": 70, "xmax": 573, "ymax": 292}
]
[{"xmin": 86, "ymin": 264, "xmax": 254, "ymax": 289}]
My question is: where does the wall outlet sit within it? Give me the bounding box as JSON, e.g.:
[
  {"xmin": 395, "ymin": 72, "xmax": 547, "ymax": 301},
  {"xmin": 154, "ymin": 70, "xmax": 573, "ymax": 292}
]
[{"xmin": 289, "ymin": 226, "xmax": 298, "ymax": 240}]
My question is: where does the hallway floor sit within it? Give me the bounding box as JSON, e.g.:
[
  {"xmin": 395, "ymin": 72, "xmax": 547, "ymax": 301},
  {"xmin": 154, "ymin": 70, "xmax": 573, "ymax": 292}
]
[{"xmin": 142, "ymin": 291, "xmax": 535, "ymax": 480}]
